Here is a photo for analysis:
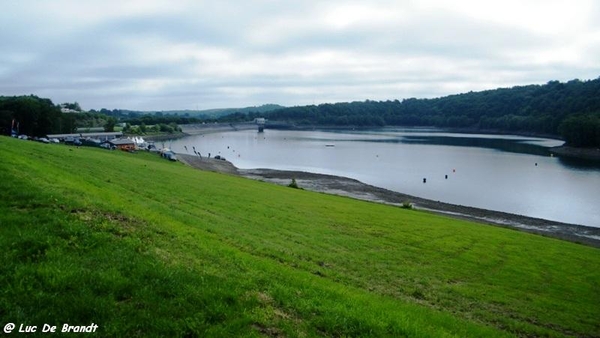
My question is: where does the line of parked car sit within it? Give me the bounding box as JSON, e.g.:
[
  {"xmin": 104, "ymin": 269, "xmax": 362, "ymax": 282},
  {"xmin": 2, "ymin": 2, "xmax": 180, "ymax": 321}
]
[
  {"xmin": 12, "ymin": 134, "xmax": 178, "ymax": 162},
  {"xmin": 15, "ymin": 134, "xmax": 60, "ymax": 144}
]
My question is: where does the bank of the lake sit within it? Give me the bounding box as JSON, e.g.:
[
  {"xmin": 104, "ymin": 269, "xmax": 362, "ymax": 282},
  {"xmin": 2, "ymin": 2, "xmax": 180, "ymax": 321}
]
[
  {"xmin": 131, "ymin": 131, "xmax": 188, "ymax": 142},
  {"xmin": 550, "ymin": 145, "xmax": 600, "ymax": 161},
  {"xmin": 178, "ymin": 154, "xmax": 600, "ymax": 248}
]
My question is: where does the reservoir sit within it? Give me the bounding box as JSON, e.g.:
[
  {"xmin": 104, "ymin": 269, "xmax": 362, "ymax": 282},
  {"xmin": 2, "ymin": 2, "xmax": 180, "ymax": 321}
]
[{"xmin": 168, "ymin": 128, "xmax": 600, "ymax": 228}]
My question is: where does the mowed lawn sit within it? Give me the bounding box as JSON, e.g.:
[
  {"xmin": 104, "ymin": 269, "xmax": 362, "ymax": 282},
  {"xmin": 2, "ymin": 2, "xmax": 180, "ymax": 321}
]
[{"xmin": 0, "ymin": 136, "xmax": 598, "ymax": 337}]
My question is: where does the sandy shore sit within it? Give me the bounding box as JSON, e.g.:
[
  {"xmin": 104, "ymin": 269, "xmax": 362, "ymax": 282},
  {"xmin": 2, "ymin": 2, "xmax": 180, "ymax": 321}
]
[{"xmin": 178, "ymin": 154, "xmax": 600, "ymax": 248}]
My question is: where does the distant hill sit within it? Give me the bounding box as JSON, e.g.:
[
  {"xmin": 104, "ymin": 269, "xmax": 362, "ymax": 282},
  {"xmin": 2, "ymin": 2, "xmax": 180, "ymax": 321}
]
[
  {"xmin": 95, "ymin": 104, "xmax": 285, "ymax": 120},
  {"xmin": 171, "ymin": 104, "xmax": 285, "ymax": 119},
  {"xmin": 263, "ymin": 78, "xmax": 600, "ymax": 147}
]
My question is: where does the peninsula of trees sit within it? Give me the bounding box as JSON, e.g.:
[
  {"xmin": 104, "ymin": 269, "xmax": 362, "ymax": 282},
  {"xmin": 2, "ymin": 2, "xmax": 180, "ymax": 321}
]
[{"xmin": 262, "ymin": 78, "xmax": 600, "ymax": 147}]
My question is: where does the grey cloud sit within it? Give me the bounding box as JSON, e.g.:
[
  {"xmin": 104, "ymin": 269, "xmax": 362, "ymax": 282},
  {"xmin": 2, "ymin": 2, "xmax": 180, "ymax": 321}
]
[{"xmin": 1, "ymin": 1, "xmax": 599, "ymax": 111}]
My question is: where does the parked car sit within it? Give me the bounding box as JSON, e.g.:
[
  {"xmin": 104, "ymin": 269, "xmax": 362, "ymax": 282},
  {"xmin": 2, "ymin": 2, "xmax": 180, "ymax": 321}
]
[{"xmin": 82, "ymin": 138, "xmax": 101, "ymax": 147}]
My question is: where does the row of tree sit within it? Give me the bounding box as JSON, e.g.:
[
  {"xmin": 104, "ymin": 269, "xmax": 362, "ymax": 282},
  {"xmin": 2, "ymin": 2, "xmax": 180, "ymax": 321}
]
[
  {"xmin": 122, "ymin": 111, "xmax": 268, "ymax": 125},
  {"xmin": 123, "ymin": 122, "xmax": 181, "ymax": 134},
  {"xmin": 258, "ymin": 78, "xmax": 600, "ymax": 147},
  {"xmin": 0, "ymin": 95, "xmax": 76, "ymax": 136}
]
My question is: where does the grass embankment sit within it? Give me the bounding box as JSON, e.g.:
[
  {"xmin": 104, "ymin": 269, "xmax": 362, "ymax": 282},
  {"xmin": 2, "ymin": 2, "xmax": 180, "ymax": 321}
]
[{"xmin": 0, "ymin": 136, "xmax": 598, "ymax": 337}]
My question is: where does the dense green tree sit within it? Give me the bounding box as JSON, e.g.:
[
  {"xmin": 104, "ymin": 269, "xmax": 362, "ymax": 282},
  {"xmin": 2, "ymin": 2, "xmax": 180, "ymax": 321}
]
[
  {"xmin": 0, "ymin": 95, "xmax": 64, "ymax": 136},
  {"xmin": 104, "ymin": 117, "xmax": 117, "ymax": 132},
  {"xmin": 558, "ymin": 114, "xmax": 600, "ymax": 147}
]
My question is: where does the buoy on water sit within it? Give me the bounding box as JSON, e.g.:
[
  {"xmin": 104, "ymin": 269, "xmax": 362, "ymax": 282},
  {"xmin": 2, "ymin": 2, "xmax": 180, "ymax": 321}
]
[
  {"xmin": 445, "ymin": 175, "xmax": 448, "ymax": 179},
  {"xmin": 423, "ymin": 178, "xmax": 427, "ymax": 183}
]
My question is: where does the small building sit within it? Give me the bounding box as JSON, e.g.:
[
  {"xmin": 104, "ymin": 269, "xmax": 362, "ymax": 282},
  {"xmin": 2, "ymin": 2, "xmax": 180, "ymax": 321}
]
[
  {"xmin": 255, "ymin": 117, "xmax": 266, "ymax": 132},
  {"xmin": 109, "ymin": 138, "xmax": 136, "ymax": 151}
]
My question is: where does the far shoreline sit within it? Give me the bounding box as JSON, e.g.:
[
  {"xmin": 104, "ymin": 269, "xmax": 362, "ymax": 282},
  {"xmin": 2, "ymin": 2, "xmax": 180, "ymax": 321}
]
[
  {"xmin": 177, "ymin": 154, "xmax": 600, "ymax": 248},
  {"xmin": 549, "ymin": 145, "xmax": 600, "ymax": 161}
]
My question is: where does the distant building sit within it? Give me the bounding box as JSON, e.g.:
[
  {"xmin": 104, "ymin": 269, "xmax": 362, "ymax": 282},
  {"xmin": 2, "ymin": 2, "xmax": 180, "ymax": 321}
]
[
  {"xmin": 109, "ymin": 138, "xmax": 135, "ymax": 151},
  {"xmin": 255, "ymin": 117, "xmax": 266, "ymax": 132}
]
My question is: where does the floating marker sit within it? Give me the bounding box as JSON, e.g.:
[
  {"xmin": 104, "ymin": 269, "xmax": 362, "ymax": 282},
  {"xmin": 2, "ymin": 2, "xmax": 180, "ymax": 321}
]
[
  {"xmin": 423, "ymin": 178, "xmax": 427, "ymax": 183},
  {"xmin": 445, "ymin": 175, "xmax": 448, "ymax": 179}
]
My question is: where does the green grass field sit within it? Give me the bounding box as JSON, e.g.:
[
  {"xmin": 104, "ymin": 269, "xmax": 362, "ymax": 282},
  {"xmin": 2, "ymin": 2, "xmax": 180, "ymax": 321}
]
[{"xmin": 1, "ymin": 136, "xmax": 598, "ymax": 337}]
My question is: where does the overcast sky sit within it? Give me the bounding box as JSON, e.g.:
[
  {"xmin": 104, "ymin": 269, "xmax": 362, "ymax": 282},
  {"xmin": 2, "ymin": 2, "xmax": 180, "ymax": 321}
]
[{"xmin": 1, "ymin": 0, "xmax": 599, "ymax": 111}]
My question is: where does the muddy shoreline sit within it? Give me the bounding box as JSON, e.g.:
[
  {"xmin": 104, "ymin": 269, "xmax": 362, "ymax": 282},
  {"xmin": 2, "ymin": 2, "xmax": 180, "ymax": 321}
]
[{"xmin": 178, "ymin": 154, "xmax": 600, "ymax": 248}]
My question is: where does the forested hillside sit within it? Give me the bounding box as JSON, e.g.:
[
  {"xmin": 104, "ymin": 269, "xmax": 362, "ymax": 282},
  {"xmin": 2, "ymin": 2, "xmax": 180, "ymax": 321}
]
[{"xmin": 265, "ymin": 78, "xmax": 600, "ymax": 147}]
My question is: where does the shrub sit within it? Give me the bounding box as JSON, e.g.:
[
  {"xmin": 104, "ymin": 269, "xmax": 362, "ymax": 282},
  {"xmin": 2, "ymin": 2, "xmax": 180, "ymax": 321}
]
[{"xmin": 288, "ymin": 178, "xmax": 300, "ymax": 189}]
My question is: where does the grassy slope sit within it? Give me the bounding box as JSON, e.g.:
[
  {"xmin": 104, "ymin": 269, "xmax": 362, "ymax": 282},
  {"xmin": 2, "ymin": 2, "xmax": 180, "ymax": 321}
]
[{"xmin": 0, "ymin": 136, "xmax": 598, "ymax": 337}]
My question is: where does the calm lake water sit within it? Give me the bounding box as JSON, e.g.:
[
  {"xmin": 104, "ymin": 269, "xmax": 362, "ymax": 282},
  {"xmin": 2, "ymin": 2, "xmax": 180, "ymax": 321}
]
[{"xmin": 168, "ymin": 128, "xmax": 600, "ymax": 228}]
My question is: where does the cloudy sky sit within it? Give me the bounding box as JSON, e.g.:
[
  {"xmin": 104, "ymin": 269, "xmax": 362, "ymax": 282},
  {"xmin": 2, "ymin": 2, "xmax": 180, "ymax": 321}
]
[{"xmin": 1, "ymin": 0, "xmax": 599, "ymax": 111}]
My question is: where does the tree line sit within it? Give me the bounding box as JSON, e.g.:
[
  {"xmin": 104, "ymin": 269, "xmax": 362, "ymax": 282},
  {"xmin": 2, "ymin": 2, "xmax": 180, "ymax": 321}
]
[
  {"xmin": 0, "ymin": 95, "xmax": 76, "ymax": 136},
  {"xmin": 259, "ymin": 78, "xmax": 600, "ymax": 147}
]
